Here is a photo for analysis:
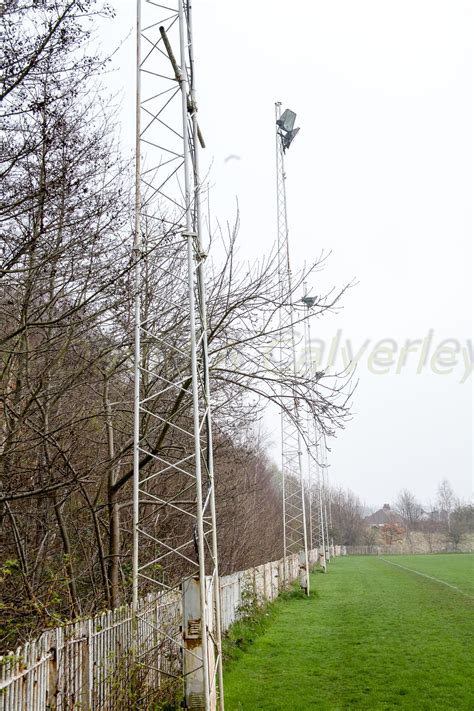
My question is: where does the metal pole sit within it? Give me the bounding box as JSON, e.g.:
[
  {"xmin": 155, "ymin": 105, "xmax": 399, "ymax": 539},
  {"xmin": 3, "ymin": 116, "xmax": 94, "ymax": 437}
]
[
  {"xmin": 187, "ymin": 6, "xmax": 224, "ymax": 704},
  {"xmin": 275, "ymin": 102, "xmax": 310, "ymax": 595},
  {"xmin": 276, "ymin": 103, "xmax": 288, "ymax": 586},
  {"xmin": 302, "ymin": 285, "xmax": 313, "ymax": 552},
  {"xmin": 194, "ymin": 154, "xmax": 225, "ymax": 711},
  {"xmin": 132, "ymin": 0, "xmax": 142, "ymax": 618},
  {"xmin": 316, "ymin": 436, "xmax": 327, "ymax": 571},
  {"xmin": 303, "ymin": 288, "xmax": 327, "ymax": 571},
  {"xmin": 133, "ymin": 3, "xmax": 220, "ymax": 707},
  {"xmin": 307, "ymin": 451, "xmax": 313, "ymax": 551},
  {"xmin": 322, "ymin": 436, "xmax": 331, "ymax": 562},
  {"xmin": 275, "ymin": 101, "xmax": 288, "ymax": 586},
  {"xmin": 280, "ymin": 355, "xmax": 288, "ymax": 585},
  {"xmin": 178, "ymin": 3, "xmax": 211, "ymax": 707},
  {"xmin": 186, "ymin": 232, "xmax": 211, "ymax": 710},
  {"xmin": 324, "ymin": 433, "xmax": 334, "ymax": 554},
  {"xmin": 291, "ymin": 315, "xmax": 310, "ymax": 594}
]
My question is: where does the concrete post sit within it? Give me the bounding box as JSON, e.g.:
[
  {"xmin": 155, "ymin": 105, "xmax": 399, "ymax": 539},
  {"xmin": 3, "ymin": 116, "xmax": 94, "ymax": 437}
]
[{"xmin": 182, "ymin": 577, "xmax": 216, "ymax": 710}]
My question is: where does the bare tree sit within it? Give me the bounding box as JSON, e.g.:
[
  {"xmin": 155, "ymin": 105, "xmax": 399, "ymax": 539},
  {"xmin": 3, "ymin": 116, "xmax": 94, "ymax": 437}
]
[
  {"xmin": 436, "ymin": 479, "xmax": 457, "ymax": 532},
  {"xmin": 327, "ymin": 487, "xmax": 365, "ymax": 546},
  {"xmin": 1, "ymin": 0, "xmax": 131, "ymax": 642},
  {"xmin": 0, "ymin": 1, "xmax": 354, "ymax": 649},
  {"xmin": 394, "ymin": 489, "xmax": 423, "ymax": 534}
]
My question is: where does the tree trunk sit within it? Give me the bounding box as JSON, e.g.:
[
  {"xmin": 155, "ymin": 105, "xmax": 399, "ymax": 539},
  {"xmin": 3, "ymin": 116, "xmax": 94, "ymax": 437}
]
[{"xmin": 104, "ymin": 376, "xmax": 121, "ymax": 609}]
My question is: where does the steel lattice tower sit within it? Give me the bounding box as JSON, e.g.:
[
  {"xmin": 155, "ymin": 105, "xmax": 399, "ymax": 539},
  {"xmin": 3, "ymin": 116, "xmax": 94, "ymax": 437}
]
[
  {"xmin": 132, "ymin": 2, "xmax": 223, "ymax": 708},
  {"xmin": 302, "ymin": 293, "xmax": 327, "ymax": 571},
  {"xmin": 321, "ymin": 432, "xmax": 333, "ymax": 560},
  {"xmin": 275, "ymin": 103, "xmax": 310, "ymax": 593}
]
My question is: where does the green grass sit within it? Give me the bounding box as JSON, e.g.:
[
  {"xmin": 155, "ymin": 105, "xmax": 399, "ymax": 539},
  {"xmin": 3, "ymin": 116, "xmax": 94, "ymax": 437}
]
[
  {"xmin": 223, "ymin": 595, "xmax": 278, "ymax": 666},
  {"xmin": 380, "ymin": 553, "xmax": 474, "ymax": 596},
  {"xmin": 223, "ymin": 554, "xmax": 474, "ymax": 710}
]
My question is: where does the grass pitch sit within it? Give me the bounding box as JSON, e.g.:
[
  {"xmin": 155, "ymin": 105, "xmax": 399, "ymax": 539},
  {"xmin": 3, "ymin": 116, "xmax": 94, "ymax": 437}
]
[{"xmin": 223, "ymin": 554, "xmax": 474, "ymax": 710}]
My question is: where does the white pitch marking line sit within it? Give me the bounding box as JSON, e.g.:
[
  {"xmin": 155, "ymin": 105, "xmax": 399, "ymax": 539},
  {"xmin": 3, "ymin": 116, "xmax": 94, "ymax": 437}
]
[{"xmin": 380, "ymin": 558, "xmax": 474, "ymax": 600}]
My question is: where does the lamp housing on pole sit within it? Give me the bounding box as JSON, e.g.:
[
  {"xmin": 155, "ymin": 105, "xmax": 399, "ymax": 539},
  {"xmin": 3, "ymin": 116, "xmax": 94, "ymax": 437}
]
[{"xmin": 276, "ymin": 107, "xmax": 300, "ymax": 152}]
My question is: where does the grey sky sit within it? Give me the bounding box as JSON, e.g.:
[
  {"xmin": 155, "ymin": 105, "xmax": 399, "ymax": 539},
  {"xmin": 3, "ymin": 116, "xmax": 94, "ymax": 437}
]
[{"xmin": 104, "ymin": 1, "xmax": 472, "ymax": 507}]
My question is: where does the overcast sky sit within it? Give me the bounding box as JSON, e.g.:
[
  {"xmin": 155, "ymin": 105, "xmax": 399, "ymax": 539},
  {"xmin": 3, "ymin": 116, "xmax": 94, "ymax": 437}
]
[{"xmin": 104, "ymin": 1, "xmax": 472, "ymax": 507}]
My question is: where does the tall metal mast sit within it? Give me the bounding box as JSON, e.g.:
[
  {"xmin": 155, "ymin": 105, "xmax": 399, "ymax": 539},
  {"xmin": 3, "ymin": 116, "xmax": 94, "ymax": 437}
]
[
  {"xmin": 321, "ymin": 433, "xmax": 333, "ymax": 560},
  {"xmin": 132, "ymin": 2, "xmax": 223, "ymax": 708},
  {"xmin": 275, "ymin": 103, "xmax": 310, "ymax": 594},
  {"xmin": 301, "ymin": 291, "xmax": 327, "ymax": 571}
]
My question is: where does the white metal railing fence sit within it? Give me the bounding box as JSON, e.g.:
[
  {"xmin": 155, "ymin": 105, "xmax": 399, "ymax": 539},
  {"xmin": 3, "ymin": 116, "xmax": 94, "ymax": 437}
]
[
  {"xmin": 0, "ymin": 591, "xmax": 180, "ymax": 711},
  {"xmin": 0, "ymin": 547, "xmax": 331, "ymax": 709}
]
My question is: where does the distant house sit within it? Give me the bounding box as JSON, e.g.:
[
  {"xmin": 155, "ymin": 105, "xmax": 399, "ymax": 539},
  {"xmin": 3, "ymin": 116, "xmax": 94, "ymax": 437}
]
[{"xmin": 363, "ymin": 504, "xmax": 405, "ymax": 528}]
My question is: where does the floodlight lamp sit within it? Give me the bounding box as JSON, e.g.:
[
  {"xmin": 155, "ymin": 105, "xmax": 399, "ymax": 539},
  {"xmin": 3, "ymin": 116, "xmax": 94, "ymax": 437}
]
[
  {"xmin": 282, "ymin": 127, "xmax": 300, "ymax": 151},
  {"xmin": 276, "ymin": 108, "xmax": 297, "ymax": 133}
]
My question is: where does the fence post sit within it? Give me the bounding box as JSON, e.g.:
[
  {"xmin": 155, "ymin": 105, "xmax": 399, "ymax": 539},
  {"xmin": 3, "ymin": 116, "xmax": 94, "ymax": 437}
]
[
  {"xmin": 81, "ymin": 618, "xmax": 92, "ymax": 710},
  {"xmin": 47, "ymin": 631, "xmax": 58, "ymax": 710}
]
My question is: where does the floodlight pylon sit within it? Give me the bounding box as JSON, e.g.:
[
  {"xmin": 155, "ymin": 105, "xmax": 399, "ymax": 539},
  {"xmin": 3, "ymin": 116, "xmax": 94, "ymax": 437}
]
[
  {"xmin": 132, "ymin": 2, "xmax": 223, "ymax": 709},
  {"xmin": 321, "ymin": 433, "xmax": 333, "ymax": 560},
  {"xmin": 275, "ymin": 102, "xmax": 310, "ymax": 594},
  {"xmin": 302, "ymin": 291, "xmax": 327, "ymax": 572}
]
